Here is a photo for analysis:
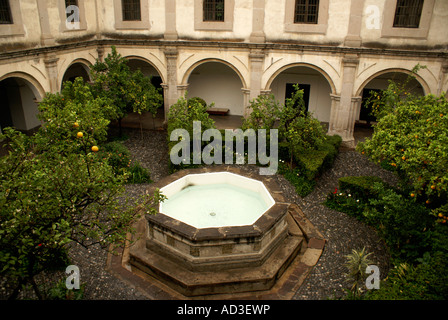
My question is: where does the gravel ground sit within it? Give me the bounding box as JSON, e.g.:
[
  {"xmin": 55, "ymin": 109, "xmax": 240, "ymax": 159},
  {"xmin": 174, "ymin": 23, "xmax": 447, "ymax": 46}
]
[{"xmin": 1, "ymin": 127, "xmax": 398, "ymax": 300}]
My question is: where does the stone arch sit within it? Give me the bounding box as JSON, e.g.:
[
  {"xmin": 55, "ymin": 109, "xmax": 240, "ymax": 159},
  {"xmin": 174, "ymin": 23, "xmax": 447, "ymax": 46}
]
[
  {"xmin": 355, "ymin": 67, "xmax": 429, "ymax": 97},
  {"xmin": 355, "ymin": 68, "xmax": 427, "ymax": 125},
  {"xmin": 181, "ymin": 59, "xmax": 247, "ymax": 116},
  {"xmin": 58, "ymin": 56, "xmax": 95, "ymax": 90},
  {"xmin": 264, "ymin": 62, "xmax": 337, "ymax": 95},
  {"xmin": 181, "ymin": 58, "xmax": 248, "ymax": 89},
  {"xmin": 60, "ymin": 58, "xmax": 92, "ymax": 90},
  {"xmin": 0, "ymin": 71, "xmax": 45, "ymax": 100},
  {"xmin": 124, "ymin": 55, "xmax": 166, "ymax": 84},
  {"xmin": 264, "ymin": 63, "xmax": 336, "ymax": 123},
  {"xmin": 0, "ymin": 72, "xmax": 45, "ymax": 132}
]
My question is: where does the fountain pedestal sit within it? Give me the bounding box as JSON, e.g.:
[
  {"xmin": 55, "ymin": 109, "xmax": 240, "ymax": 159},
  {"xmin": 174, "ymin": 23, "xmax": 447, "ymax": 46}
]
[{"xmin": 127, "ymin": 166, "xmax": 307, "ymax": 297}]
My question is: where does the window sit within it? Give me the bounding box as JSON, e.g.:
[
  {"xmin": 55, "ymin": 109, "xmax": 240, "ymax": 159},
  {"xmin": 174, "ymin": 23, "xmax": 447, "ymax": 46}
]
[
  {"xmin": 294, "ymin": 0, "xmax": 319, "ymax": 24},
  {"xmin": 284, "ymin": 0, "xmax": 328, "ymax": 34},
  {"xmin": 0, "ymin": 0, "xmax": 12, "ymax": 24},
  {"xmin": 194, "ymin": 0, "xmax": 234, "ymax": 31},
  {"xmin": 203, "ymin": 0, "xmax": 224, "ymax": 22},
  {"xmin": 122, "ymin": 0, "xmax": 141, "ymax": 21},
  {"xmin": 114, "ymin": 0, "xmax": 149, "ymax": 30},
  {"xmin": 393, "ymin": 0, "xmax": 424, "ymax": 28},
  {"xmin": 381, "ymin": 0, "xmax": 434, "ymax": 39},
  {"xmin": 65, "ymin": 0, "xmax": 78, "ymax": 19}
]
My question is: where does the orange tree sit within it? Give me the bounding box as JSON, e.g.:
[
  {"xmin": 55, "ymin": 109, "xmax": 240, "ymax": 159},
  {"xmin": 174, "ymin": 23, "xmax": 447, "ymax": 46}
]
[
  {"xmin": 0, "ymin": 79, "xmax": 164, "ymax": 299},
  {"xmin": 90, "ymin": 46, "xmax": 163, "ymax": 135},
  {"xmin": 357, "ymin": 67, "xmax": 448, "ymax": 219}
]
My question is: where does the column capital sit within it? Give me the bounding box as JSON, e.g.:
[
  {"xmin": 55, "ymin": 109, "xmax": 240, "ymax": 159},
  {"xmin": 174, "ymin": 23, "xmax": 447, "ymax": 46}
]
[
  {"xmin": 249, "ymin": 50, "xmax": 265, "ymax": 62},
  {"xmin": 342, "ymin": 54, "xmax": 360, "ymax": 67},
  {"xmin": 442, "ymin": 61, "xmax": 448, "ymax": 74},
  {"xmin": 44, "ymin": 55, "xmax": 59, "ymax": 67},
  {"xmin": 177, "ymin": 84, "xmax": 189, "ymax": 90},
  {"xmin": 330, "ymin": 93, "xmax": 341, "ymax": 101},
  {"xmin": 164, "ymin": 47, "xmax": 178, "ymax": 58},
  {"xmin": 97, "ymin": 46, "xmax": 105, "ymax": 62}
]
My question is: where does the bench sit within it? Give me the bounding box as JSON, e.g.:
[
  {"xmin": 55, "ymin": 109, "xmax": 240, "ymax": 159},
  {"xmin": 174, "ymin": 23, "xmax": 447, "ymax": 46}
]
[{"xmin": 206, "ymin": 108, "xmax": 230, "ymax": 116}]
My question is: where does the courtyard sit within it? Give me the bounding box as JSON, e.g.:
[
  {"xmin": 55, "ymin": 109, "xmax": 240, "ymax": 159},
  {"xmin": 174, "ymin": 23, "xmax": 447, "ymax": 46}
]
[{"xmin": 7, "ymin": 124, "xmax": 392, "ymax": 300}]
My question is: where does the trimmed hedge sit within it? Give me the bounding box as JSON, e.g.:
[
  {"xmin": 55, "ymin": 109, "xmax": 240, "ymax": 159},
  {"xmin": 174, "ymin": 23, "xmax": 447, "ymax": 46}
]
[
  {"xmin": 338, "ymin": 176, "xmax": 385, "ymax": 201},
  {"xmin": 294, "ymin": 134, "xmax": 342, "ymax": 180}
]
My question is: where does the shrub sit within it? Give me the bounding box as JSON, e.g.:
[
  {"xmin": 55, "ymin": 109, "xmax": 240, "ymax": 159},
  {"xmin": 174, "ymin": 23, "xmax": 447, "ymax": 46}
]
[
  {"xmin": 187, "ymin": 97, "xmax": 207, "ymax": 108},
  {"xmin": 295, "ymin": 149, "xmax": 328, "ymax": 181},
  {"xmin": 242, "ymin": 94, "xmax": 281, "ymax": 131},
  {"xmin": 338, "ymin": 176, "xmax": 385, "ymax": 201},
  {"xmin": 47, "ymin": 279, "xmax": 85, "ymax": 300},
  {"xmin": 362, "ymin": 184, "xmax": 434, "ymax": 262},
  {"xmin": 128, "ymin": 163, "xmax": 152, "ymax": 184},
  {"xmin": 167, "ymin": 93, "xmax": 216, "ymax": 172},
  {"xmin": 345, "ymin": 247, "xmax": 374, "ymax": 295},
  {"xmin": 294, "ymin": 134, "xmax": 342, "ymax": 181},
  {"xmin": 364, "ymin": 252, "xmax": 448, "ymax": 300},
  {"xmin": 357, "ymin": 71, "xmax": 448, "ymax": 204},
  {"xmin": 90, "ymin": 46, "xmax": 163, "ymax": 135},
  {"xmin": 324, "ymin": 189, "xmax": 365, "ymax": 217},
  {"xmin": 99, "ymin": 141, "xmax": 131, "ymax": 175},
  {"xmin": 278, "ymin": 161, "xmax": 316, "ymax": 197},
  {"xmin": 0, "ymin": 86, "xmax": 163, "ymax": 299},
  {"xmin": 98, "ymin": 141, "xmax": 152, "ymax": 183}
]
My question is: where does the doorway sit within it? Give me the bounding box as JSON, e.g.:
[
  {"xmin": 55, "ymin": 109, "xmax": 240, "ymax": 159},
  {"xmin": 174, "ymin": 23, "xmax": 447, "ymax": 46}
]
[{"xmin": 285, "ymin": 83, "xmax": 310, "ymax": 112}]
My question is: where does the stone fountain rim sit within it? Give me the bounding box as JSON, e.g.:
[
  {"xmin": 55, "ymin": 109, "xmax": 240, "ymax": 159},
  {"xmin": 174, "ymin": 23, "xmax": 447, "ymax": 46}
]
[{"xmin": 142, "ymin": 165, "xmax": 289, "ymax": 242}]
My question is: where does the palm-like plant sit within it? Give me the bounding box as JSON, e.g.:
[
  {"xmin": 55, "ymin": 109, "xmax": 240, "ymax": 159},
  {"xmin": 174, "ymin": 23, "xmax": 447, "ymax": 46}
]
[{"xmin": 345, "ymin": 247, "xmax": 374, "ymax": 295}]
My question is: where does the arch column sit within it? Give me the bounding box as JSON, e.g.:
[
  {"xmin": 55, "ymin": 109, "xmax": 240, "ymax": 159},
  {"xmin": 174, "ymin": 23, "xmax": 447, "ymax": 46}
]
[
  {"xmin": 349, "ymin": 96, "xmax": 362, "ymax": 139},
  {"xmin": 438, "ymin": 60, "xmax": 448, "ymax": 95},
  {"xmin": 328, "ymin": 54, "xmax": 359, "ymax": 147},
  {"xmin": 44, "ymin": 54, "xmax": 60, "ymax": 93},
  {"xmin": 163, "ymin": 47, "xmax": 179, "ymax": 120},
  {"xmin": 241, "ymin": 88, "xmax": 250, "ymax": 116},
  {"xmin": 177, "ymin": 84, "xmax": 189, "ymax": 98},
  {"xmin": 247, "ymin": 50, "xmax": 265, "ymax": 115}
]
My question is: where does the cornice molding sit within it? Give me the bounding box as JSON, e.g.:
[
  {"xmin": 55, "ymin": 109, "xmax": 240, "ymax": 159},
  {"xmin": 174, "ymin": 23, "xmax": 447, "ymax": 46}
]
[{"xmin": 0, "ymin": 38, "xmax": 446, "ymax": 62}]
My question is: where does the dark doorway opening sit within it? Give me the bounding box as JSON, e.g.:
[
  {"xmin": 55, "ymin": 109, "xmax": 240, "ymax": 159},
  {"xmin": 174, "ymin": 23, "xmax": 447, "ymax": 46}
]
[
  {"xmin": 0, "ymin": 83, "xmax": 13, "ymax": 132},
  {"xmin": 285, "ymin": 83, "xmax": 310, "ymax": 112},
  {"xmin": 360, "ymin": 88, "xmax": 380, "ymax": 124}
]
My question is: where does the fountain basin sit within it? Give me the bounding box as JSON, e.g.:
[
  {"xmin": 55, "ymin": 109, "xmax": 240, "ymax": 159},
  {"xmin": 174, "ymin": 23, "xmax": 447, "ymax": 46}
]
[
  {"xmin": 159, "ymin": 172, "xmax": 275, "ymax": 228},
  {"xmin": 128, "ymin": 166, "xmax": 304, "ymax": 296}
]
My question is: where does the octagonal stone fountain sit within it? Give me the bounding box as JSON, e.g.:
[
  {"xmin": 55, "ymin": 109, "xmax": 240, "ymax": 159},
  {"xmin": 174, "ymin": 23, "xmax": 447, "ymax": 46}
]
[{"xmin": 115, "ymin": 166, "xmax": 325, "ymax": 298}]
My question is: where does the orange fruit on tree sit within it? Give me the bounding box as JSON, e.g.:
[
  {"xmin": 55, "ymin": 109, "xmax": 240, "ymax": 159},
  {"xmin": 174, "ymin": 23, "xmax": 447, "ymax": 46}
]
[
  {"xmin": 77, "ymin": 132, "xmax": 83, "ymax": 138},
  {"xmin": 73, "ymin": 122, "xmax": 79, "ymax": 128},
  {"xmin": 431, "ymin": 185, "xmax": 436, "ymax": 190},
  {"xmin": 91, "ymin": 146, "xmax": 99, "ymax": 152},
  {"xmin": 410, "ymin": 193, "xmax": 415, "ymax": 197}
]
